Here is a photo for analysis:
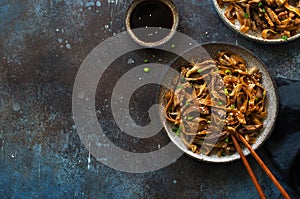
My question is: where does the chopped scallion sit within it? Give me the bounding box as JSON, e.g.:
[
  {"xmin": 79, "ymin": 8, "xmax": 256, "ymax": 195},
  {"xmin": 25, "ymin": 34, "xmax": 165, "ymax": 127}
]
[
  {"xmin": 258, "ymin": 2, "xmax": 263, "ymax": 7},
  {"xmin": 225, "ymin": 69, "xmax": 232, "ymax": 75},
  {"xmin": 172, "ymin": 126, "xmax": 181, "ymax": 136},
  {"xmin": 187, "ymin": 116, "xmax": 193, "ymax": 121},
  {"xmin": 177, "ymin": 85, "xmax": 183, "ymax": 89},
  {"xmin": 185, "ymin": 101, "xmax": 189, "ymax": 106},
  {"xmin": 282, "ymin": 35, "xmax": 288, "ymax": 41},
  {"xmin": 143, "ymin": 67, "xmax": 150, "ymax": 73},
  {"xmin": 224, "ymin": 88, "xmax": 229, "ymax": 95}
]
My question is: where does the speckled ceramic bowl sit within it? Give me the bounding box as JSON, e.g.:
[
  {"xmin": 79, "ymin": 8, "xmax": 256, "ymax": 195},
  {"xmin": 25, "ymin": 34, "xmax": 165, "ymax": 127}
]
[
  {"xmin": 158, "ymin": 43, "xmax": 279, "ymax": 163},
  {"xmin": 212, "ymin": 0, "xmax": 300, "ymax": 44}
]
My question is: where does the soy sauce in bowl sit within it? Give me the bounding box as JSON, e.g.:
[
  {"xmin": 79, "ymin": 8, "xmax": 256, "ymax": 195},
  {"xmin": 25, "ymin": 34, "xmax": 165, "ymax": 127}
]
[
  {"xmin": 126, "ymin": 0, "xmax": 179, "ymax": 47},
  {"xmin": 130, "ymin": 0, "xmax": 173, "ymax": 30}
]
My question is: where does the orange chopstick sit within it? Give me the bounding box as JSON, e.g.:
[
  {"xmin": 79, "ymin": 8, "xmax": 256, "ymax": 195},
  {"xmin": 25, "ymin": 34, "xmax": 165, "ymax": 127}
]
[
  {"xmin": 231, "ymin": 134, "xmax": 266, "ymax": 199},
  {"xmin": 238, "ymin": 134, "xmax": 291, "ymax": 199}
]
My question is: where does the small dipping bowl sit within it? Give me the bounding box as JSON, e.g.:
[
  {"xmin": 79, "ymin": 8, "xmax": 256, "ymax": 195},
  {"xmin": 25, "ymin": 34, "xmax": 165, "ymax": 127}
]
[{"xmin": 125, "ymin": 0, "xmax": 179, "ymax": 47}]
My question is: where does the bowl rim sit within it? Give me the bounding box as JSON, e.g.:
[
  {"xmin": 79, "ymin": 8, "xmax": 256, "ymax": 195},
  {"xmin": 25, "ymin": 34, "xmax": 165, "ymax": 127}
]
[
  {"xmin": 158, "ymin": 42, "xmax": 279, "ymax": 163},
  {"xmin": 212, "ymin": 0, "xmax": 300, "ymax": 44}
]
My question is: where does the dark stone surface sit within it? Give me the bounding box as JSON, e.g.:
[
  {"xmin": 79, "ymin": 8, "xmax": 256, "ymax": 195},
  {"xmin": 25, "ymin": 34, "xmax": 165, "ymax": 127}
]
[{"xmin": 0, "ymin": 0, "xmax": 299, "ymax": 198}]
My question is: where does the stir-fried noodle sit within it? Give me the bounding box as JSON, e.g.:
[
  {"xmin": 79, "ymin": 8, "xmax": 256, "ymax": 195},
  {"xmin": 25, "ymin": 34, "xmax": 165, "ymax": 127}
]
[
  {"xmin": 217, "ymin": 0, "xmax": 300, "ymax": 39},
  {"xmin": 163, "ymin": 51, "xmax": 267, "ymax": 156}
]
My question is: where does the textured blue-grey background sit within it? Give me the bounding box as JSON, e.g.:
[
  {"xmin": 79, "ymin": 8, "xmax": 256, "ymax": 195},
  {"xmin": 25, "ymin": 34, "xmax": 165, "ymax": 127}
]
[{"xmin": 0, "ymin": 0, "xmax": 299, "ymax": 198}]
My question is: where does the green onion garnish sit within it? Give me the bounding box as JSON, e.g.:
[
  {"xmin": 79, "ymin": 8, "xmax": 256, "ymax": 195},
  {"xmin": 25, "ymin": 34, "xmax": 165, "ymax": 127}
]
[
  {"xmin": 225, "ymin": 138, "xmax": 229, "ymax": 143},
  {"xmin": 197, "ymin": 69, "xmax": 203, "ymax": 73},
  {"xmin": 225, "ymin": 69, "xmax": 232, "ymax": 75},
  {"xmin": 177, "ymin": 85, "xmax": 183, "ymax": 89},
  {"xmin": 172, "ymin": 126, "xmax": 181, "ymax": 136},
  {"xmin": 262, "ymin": 8, "xmax": 266, "ymax": 13},
  {"xmin": 282, "ymin": 35, "xmax": 288, "ymax": 41},
  {"xmin": 218, "ymin": 101, "xmax": 223, "ymax": 106},
  {"xmin": 143, "ymin": 67, "xmax": 150, "ymax": 73},
  {"xmin": 224, "ymin": 88, "xmax": 229, "ymax": 95},
  {"xmin": 187, "ymin": 116, "xmax": 193, "ymax": 121},
  {"xmin": 185, "ymin": 101, "xmax": 189, "ymax": 106},
  {"xmin": 258, "ymin": 2, "xmax": 263, "ymax": 7},
  {"xmin": 230, "ymin": 104, "xmax": 235, "ymax": 109},
  {"xmin": 244, "ymin": 13, "xmax": 249, "ymax": 18},
  {"xmin": 144, "ymin": 59, "xmax": 149, "ymax": 63}
]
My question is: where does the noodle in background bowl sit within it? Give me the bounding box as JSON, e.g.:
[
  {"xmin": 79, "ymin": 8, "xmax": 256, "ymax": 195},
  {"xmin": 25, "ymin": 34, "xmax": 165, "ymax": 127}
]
[
  {"xmin": 158, "ymin": 43, "xmax": 279, "ymax": 163},
  {"xmin": 212, "ymin": 0, "xmax": 300, "ymax": 44}
]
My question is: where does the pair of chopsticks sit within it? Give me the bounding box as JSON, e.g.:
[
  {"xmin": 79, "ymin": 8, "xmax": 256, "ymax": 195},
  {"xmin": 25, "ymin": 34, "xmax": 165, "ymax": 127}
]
[{"xmin": 230, "ymin": 134, "xmax": 291, "ymax": 199}]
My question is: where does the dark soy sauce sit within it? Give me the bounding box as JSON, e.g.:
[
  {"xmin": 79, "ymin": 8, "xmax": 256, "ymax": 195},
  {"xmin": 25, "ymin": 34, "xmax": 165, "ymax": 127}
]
[{"xmin": 130, "ymin": 0, "xmax": 174, "ymax": 43}]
